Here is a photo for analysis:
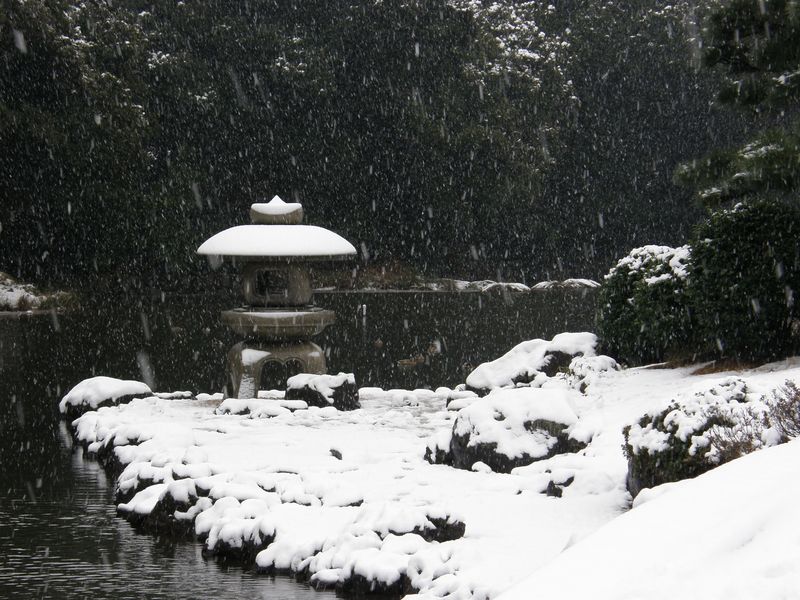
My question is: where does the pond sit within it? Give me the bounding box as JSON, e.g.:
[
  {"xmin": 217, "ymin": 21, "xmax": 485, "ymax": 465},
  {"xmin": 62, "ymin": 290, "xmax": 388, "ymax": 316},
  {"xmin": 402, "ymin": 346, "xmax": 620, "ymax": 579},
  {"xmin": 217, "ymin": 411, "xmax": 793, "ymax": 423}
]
[{"xmin": 0, "ymin": 288, "xmax": 596, "ymax": 598}]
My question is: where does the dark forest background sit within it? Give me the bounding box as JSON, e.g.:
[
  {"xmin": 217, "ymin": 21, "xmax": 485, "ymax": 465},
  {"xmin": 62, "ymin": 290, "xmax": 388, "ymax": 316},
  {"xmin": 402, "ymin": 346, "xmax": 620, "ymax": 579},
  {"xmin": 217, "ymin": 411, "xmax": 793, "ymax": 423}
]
[{"xmin": 0, "ymin": 1, "xmax": 760, "ymax": 292}]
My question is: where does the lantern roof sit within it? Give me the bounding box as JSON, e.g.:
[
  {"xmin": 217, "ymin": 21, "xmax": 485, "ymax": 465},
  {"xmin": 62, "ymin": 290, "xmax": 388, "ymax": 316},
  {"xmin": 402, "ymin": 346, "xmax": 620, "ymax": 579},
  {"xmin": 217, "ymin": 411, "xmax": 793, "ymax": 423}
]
[{"xmin": 197, "ymin": 196, "xmax": 356, "ymax": 262}]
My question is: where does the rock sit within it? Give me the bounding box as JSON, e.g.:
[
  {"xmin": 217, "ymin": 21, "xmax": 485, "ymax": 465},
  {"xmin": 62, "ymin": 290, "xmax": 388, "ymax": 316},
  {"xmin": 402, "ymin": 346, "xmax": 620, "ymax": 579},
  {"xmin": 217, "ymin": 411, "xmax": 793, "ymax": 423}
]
[
  {"xmin": 352, "ymin": 502, "xmax": 466, "ymax": 545},
  {"xmin": 128, "ymin": 483, "xmax": 201, "ymax": 538},
  {"xmin": 286, "ymin": 372, "xmax": 360, "ymax": 411},
  {"xmin": 215, "ymin": 397, "xmax": 306, "ymax": 417},
  {"xmin": 545, "ymin": 475, "xmax": 575, "ymax": 498},
  {"xmin": 194, "ymin": 496, "xmax": 277, "ymax": 565},
  {"xmin": 428, "ymin": 388, "xmax": 588, "ymax": 474},
  {"xmin": 539, "ymin": 351, "xmax": 575, "ymax": 377},
  {"xmin": 545, "ymin": 481, "xmax": 563, "ymax": 497},
  {"xmin": 465, "ymin": 333, "xmax": 598, "ymax": 396},
  {"xmin": 336, "ymin": 573, "xmax": 413, "ymax": 597},
  {"xmin": 203, "ymin": 521, "xmax": 275, "ymax": 564},
  {"xmin": 424, "ymin": 429, "xmax": 453, "ymax": 465},
  {"xmin": 409, "ymin": 516, "xmax": 466, "ymax": 543},
  {"xmin": 78, "ymin": 429, "xmax": 137, "ymax": 477},
  {"xmin": 115, "ymin": 471, "xmax": 165, "ymax": 504},
  {"xmin": 59, "ymin": 376, "xmax": 152, "ymax": 421}
]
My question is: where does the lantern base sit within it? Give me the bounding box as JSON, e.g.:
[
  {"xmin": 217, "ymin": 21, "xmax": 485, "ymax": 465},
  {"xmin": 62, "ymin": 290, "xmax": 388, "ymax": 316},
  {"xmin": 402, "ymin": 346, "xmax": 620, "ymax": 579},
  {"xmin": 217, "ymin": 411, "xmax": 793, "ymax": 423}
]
[{"xmin": 226, "ymin": 340, "xmax": 327, "ymax": 399}]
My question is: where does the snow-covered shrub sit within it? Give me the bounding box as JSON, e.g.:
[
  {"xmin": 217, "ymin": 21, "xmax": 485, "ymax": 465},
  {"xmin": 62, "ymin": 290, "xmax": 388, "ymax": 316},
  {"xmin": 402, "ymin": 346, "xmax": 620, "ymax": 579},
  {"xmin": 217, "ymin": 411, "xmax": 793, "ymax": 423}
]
[
  {"xmin": 623, "ymin": 378, "xmax": 780, "ymax": 497},
  {"xmin": 767, "ymin": 381, "xmax": 800, "ymax": 440},
  {"xmin": 690, "ymin": 200, "xmax": 800, "ymax": 361},
  {"xmin": 596, "ymin": 245, "xmax": 693, "ymax": 365},
  {"xmin": 567, "ymin": 355, "xmax": 619, "ymax": 393}
]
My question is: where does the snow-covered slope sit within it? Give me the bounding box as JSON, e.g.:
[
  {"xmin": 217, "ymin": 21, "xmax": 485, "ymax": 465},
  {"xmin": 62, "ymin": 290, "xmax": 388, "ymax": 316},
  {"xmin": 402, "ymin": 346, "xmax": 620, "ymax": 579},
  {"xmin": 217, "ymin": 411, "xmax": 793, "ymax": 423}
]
[{"xmin": 498, "ymin": 437, "xmax": 800, "ymax": 600}]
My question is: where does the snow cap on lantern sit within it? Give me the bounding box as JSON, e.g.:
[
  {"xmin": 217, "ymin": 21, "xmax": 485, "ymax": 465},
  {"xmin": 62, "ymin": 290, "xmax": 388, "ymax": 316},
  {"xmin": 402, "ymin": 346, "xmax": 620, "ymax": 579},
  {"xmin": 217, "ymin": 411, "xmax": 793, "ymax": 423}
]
[{"xmin": 197, "ymin": 195, "xmax": 356, "ymax": 261}]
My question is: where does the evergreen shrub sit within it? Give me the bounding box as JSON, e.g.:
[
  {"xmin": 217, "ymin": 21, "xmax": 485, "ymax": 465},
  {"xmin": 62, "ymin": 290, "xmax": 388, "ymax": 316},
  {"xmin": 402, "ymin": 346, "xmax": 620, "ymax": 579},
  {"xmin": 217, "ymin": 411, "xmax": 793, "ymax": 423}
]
[
  {"xmin": 623, "ymin": 377, "xmax": 773, "ymax": 497},
  {"xmin": 690, "ymin": 200, "xmax": 800, "ymax": 361},
  {"xmin": 596, "ymin": 245, "xmax": 693, "ymax": 365}
]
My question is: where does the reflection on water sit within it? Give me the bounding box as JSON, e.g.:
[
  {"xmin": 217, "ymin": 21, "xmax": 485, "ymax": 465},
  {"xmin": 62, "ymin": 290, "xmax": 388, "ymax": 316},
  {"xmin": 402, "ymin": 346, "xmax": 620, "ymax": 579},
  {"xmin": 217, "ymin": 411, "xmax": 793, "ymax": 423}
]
[{"xmin": 0, "ymin": 425, "xmax": 333, "ymax": 600}]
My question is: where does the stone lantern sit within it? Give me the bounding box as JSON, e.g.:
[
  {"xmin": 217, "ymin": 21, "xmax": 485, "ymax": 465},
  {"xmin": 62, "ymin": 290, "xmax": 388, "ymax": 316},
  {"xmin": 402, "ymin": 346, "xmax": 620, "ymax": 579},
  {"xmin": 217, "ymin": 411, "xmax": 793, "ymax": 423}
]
[{"xmin": 197, "ymin": 196, "xmax": 356, "ymax": 398}]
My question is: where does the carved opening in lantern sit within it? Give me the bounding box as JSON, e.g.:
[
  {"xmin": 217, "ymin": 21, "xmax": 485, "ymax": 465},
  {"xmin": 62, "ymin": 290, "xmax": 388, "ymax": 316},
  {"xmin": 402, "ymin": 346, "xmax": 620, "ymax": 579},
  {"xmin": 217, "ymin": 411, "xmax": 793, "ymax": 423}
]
[{"xmin": 242, "ymin": 264, "xmax": 312, "ymax": 307}]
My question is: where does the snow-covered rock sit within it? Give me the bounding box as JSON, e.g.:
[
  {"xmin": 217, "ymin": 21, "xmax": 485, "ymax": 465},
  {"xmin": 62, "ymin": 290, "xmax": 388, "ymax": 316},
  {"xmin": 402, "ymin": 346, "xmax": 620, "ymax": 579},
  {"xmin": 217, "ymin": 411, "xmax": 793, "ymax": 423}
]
[
  {"xmin": 200, "ymin": 497, "xmax": 278, "ymax": 563},
  {"xmin": 531, "ymin": 278, "xmax": 600, "ymax": 289},
  {"xmin": 0, "ymin": 271, "xmax": 71, "ymax": 311},
  {"xmin": 420, "ymin": 279, "xmax": 531, "ymax": 293},
  {"xmin": 466, "ymin": 332, "xmax": 598, "ymax": 395},
  {"xmin": 59, "ymin": 376, "xmax": 153, "ymax": 421},
  {"xmin": 427, "ymin": 388, "xmax": 587, "ymax": 473},
  {"xmin": 286, "ymin": 372, "xmax": 360, "ymax": 411},
  {"xmin": 216, "ymin": 397, "xmax": 308, "ymax": 418},
  {"xmin": 468, "ymin": 280, "xmax": 531, "ymax": 293}
]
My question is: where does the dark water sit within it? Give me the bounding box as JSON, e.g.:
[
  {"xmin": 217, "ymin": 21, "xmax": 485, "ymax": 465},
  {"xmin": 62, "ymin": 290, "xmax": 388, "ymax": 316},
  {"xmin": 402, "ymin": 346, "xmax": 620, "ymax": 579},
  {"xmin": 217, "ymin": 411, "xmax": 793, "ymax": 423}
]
[
  {"xmin": 319, "ymin": 289, "xmax": 598, "ymax": 390},
  {"xmin": 0, "ymin": 424, "xmax": 334, "ymax": 600},
  {"xmin": 0, "ymin": 289, "xmax": 596, "ymax": 598}
]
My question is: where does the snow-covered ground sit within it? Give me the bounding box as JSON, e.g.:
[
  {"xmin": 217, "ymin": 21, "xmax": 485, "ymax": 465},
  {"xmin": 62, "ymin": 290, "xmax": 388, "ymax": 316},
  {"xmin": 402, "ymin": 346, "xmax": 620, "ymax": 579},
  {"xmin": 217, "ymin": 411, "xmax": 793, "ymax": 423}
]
[
  {"xmin": 497, "ymin": 436, "xmax": 800, "ymax": 600},
  {"xmin": 65, "ymin": 354, "xmax": 800, "ymax": 599}
]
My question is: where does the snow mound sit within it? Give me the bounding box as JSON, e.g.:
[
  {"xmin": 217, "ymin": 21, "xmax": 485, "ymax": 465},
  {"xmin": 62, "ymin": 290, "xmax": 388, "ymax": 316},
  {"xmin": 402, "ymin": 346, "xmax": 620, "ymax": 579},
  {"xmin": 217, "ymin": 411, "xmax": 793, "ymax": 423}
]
[
  {"xmin": 454, "ymin": 388, "xmax": 579, "ymax": 455},
  {"xmin": 466, "ymin": 332, "xmax": 597, "ymax": 394},
  {"xmin": 421, "ymin": 279, "xmax": 530, "ymax": 292},
  {"xmin": 351, "ymin": 501, "xmax": 465, "ymax": 542}
]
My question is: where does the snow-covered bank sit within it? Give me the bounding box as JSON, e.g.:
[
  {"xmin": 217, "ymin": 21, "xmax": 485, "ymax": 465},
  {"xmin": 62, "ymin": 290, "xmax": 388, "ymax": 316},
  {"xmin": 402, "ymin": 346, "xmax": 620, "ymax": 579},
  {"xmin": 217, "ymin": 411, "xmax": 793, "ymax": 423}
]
[
  {"xmin": 0, "ymin": 271, "xmax": 73, "ymax": 311},
  {"xmin": 63, "ymin": 355, "xmax": 800, "ymax": 599}
]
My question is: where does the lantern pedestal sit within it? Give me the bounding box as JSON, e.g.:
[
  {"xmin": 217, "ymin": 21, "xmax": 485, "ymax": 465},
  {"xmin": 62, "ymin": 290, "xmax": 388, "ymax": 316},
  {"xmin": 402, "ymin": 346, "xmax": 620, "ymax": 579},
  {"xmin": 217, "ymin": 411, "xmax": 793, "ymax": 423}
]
[{"xmin": 226, "ymin": 340, "xmax": 327, "ymax": 399}]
